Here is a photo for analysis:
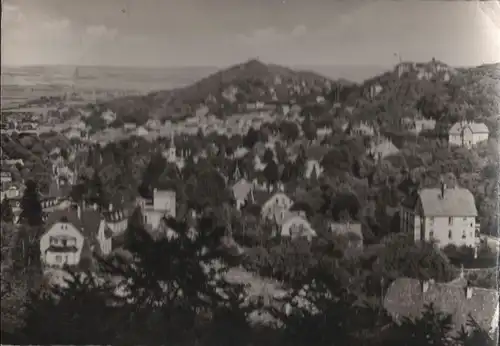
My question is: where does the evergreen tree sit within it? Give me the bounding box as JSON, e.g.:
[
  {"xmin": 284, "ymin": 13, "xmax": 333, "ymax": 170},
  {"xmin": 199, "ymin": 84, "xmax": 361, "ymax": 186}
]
[
  {"xmin": 390, "ymin": 303, "xmax": 454, "ymax": 346},
  {"xmin": 263, "ymin": 160, "xmax": 280, "ymax": 189},
  {"xmin": 99, "ymin": 214, "xmax": 250, "ymax": 345},
  {"xmin": 88, "ymin": 171, "xmax": 108, "ymax": 211},
  {"xmin": 21, "ymin": 271, "xmax": 125, "ymax": 345},
  {"xmin": 1, "ymin": 198, "xmax": 14, "ymax": 223},
  {"xmin": 19, "ymin": 180, "xmax": 43, "ymax": 227}
]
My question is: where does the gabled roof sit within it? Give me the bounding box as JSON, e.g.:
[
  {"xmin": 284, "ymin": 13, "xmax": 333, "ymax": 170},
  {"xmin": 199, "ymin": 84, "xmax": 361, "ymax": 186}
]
[
  {"xmin": 248, "ymin": 189, "xmax": 273, "ymax": 206},
  {"xmin": 449, "ymin": 122, "xmax": 489, "ymax": 135},
  {"xmin": 232, "ymin": 178, "xmax": 252, "ymax": 202},
  {"xmin": 45, "ymin": 208, "xmax": 103, "ymax": 240},
  {"xmin": 384, "ymin": 277, "xmax": 499, "ymax": 335},
  {"xmin": 330, "ymin": 222, "xmax": 363, "ymax": 242},
  {"xmin": 418, "ymin": 187, "xmax": 477, "ymax": 217}
]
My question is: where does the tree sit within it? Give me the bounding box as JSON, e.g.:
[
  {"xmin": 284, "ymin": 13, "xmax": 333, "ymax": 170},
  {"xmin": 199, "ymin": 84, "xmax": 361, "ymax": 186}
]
[
  {"xmin": 243, "ymin": 128, "xmax": 259, "ymax": 149},
  {"xmin": 280, "ymin": 121, "xmax": 300, "ymax": 143},
  {"xmin": 263, "ymin": 160, "xmax": 280, "ymax": 189},
  {"xmin": 138, "ymin": 153, "xmax": 167, "ymax": 198},
  {"xmin": 88, "ymin": 171, "xmax": 108, "ymax": 211},
  {"xmin": 19, "ymin": 180, "xmax": 43, "ymax": 227},
  {"xmin": 99, "ymin": 215, "xmax": 249, "ymax": 345},
  {"xmin": 263, "ymin": 148, "xmax": 275, "ymax": 165},
  {"xmin": 1, "ymin": 199, "xmax": 14, "ymax": 223},
  {"xmin": 21, "ymin": 271, "xmax": 124, "ymax": 345},
  {"xmin": 390, "ymin": 304, "xmax": 454, "ymax": 346},
  {"xmin": 302, "ymin": 115, "xmax": 317, "ymax": 142}
]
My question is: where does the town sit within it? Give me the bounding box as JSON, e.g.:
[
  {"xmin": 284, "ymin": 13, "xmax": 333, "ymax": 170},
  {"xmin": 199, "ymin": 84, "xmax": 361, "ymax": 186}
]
[{"xmin": 1, "ymin": 57, "xmax": 499, "ymax": 346}]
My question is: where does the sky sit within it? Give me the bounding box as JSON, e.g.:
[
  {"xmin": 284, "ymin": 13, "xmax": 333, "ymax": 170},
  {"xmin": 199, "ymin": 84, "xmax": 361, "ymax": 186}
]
[{"xmin": 2, "ymin": 0, "xmax": 500, "ymax": 67}]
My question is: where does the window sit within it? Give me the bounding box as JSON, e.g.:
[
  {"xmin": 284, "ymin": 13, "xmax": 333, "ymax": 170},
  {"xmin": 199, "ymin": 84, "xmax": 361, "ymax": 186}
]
[
  {"xmin": 448, "ymin": 230, "xmax": 452, "ymax": 239},
  {"xmin": 463, "ymin": 217, "xmax": 467, "ymax": 221},
  {"xmin": 55, "ymin": 255, "xmax": 62, "ymax": 263},
  {"xmin": 462, "ymin": 230, "xmax": 466, "ymax": 239},
  {"xmin": 429, "ymin": 217, "xmax": 435, "ymax": 225},
  {"xmin": 448, "ymin": 217, "xmax": 453, "ymax": 225},
  {"xmin": 62, "ymin": 239, "xmax": 67, "ymax": 246},
  {"xmin": 50, "ymin": 236, "xmax": 57, "ymax": 245},
  {"xmin": 429, "ymin": 230, "xmax": 434, "ymax": 239}
]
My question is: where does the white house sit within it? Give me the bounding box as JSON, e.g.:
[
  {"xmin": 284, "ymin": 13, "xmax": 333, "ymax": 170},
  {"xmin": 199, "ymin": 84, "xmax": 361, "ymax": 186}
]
[
  {"xmin": 304, "ymin": 159, "xmax": 323, "ymax": 180},
  {"xmin": 368, "ymin": 137, "xmax": 400, "ymax": 161},
  {"xmin": 137, "ymin": 189, "xmax": 176, "ymax": 231},
  {"xmin": 135, "ymin": 126, "xmax": 149, "ymax": 137},
  {"xmin": 102, "ymin": 110, "xmax": 117, "ymax": 124},
  {"xmin": 232, "ymin": 178, "xmax": 253, "ymax": 210},
  {"xmin": 40, "ymin": 207, "xmax": 113, "ymax": 268},
  {"xmin": 400, "ymin": 183, "xmax": 479, "ymax": 249},
  {"xmin": 449, "ymin": 121, "xmax": 489, "ymax": 148},
  {"xmin": 1, "ymin": 171, "xmax": 13, "ymax": 183},
  {"xmin": 274, "ymin": 210, "xmax": 316, "ymax": 240},
  {"xmin": 260, "ymin": 192, "xmax": 294, "ymax": 221}
]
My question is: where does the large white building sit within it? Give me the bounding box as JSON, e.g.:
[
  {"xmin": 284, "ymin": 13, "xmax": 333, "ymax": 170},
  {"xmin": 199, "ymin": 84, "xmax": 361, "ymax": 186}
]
[
  {"xmin": 448, "ymin": 121, "xmax": 489, "ymax": 148},
  {"xmin": 137, "ymin": 189, "xmax": 176, "ymax": 231},
  {"xmin": 400, "ymin": 183, "xmax": 480, "ymax": 248}
]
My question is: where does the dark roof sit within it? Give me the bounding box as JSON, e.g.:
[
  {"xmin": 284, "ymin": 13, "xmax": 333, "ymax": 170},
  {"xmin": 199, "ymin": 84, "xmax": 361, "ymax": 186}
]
[
  {"xmin": 384, "ymin": 278, "xmax": 499, "ymax": 335},
  {"xmin": 44, "ymin": 208, "xmax": 104, "ymax": 261},
  {"xmin": 248, "ymin": 189, "xmax": 273, "ymax": 206},
  {"xmin": 102, "ymin": 209, "xmax": 127, "ymax": 222},
  {"xmin": 45, "ymin": 208, "xmax": 103, "ymax": 239}
]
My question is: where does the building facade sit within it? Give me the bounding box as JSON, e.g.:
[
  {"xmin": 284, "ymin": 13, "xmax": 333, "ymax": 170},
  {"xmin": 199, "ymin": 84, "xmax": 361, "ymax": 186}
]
[{"xmin": 400, "ymin": 184, "xmax": 479, "ymax": 248}]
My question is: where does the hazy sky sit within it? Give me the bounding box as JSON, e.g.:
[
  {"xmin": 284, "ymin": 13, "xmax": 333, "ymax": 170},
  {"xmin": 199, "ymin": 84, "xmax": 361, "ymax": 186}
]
[{"xmin": 2, "ymin": 0, "xmax": 500, "ymax": 67}]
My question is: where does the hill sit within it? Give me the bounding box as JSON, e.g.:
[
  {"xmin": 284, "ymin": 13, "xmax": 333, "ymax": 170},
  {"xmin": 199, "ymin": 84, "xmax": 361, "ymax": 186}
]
[
  {"xmin": 344, "ymin": 60, "xmax": 500, "ymax": 130},
  {"xmin": 104, "ymin": 59, "xmax": 351, "ymax": 122}
]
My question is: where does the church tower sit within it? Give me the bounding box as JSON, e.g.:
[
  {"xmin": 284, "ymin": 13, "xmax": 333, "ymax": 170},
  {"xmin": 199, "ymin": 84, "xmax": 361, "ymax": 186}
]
[{"xmin": 167, "ymin": 135, "xmax": 176, "ymax": 163}]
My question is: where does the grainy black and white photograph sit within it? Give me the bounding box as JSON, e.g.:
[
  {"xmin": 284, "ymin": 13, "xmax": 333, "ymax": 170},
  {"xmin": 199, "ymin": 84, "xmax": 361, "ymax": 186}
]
[{"xmin": 1, "ymin": 0, "xmax": 499, "ymax": 345}]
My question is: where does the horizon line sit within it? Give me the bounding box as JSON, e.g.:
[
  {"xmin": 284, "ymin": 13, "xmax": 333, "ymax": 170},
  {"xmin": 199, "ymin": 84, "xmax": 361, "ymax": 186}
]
[{"xmin": 1, "ymin": 60, "xmax": 495, "ymax": 70}]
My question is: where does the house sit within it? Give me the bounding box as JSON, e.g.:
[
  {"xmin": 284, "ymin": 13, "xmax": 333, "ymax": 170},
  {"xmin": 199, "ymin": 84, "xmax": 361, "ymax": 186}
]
[
  {"xmin": 304, "ymin": 159, "xmax": 323, "ymax": 180},
  {"xmin": 274, "ymin": 210, "xmax": 316, "ymax": 240},
  {"xmin": 103, "ymin": 206, "xmax": 129, "ymax": 235},
  {"xmin": 368, "ymin": 137, "xmax": 399, "ymax": 161},
  {"xmin": 40, "ymin": 207, "xmax": 113, "ymax": 269},
  {"xmin": 413, "ymin": 119, "xmax": 436, "ymax": 134},
  {"xmin": 135, "ymin": 126, "xmax": 149, "ymax": 137},
  {"xmin": 1, "ymin": 171, "xmax": 13, "ymax": 183},
  {"xmin": 64, "ymin": 128, "xmax": 81, "ymax": 140},
  {"xmin": 449, "ymin": 121, "xmax": 489, "ymax": 148},
  {"xmin": 257, "ymin": 191, "xmax": 294, "ymax": 221},
  {"xmin": 316, "ymin": 126, "xmax": 332, "ymax": 139},
  {"xmin": 101, "ymin": 110, "xmax": 116, "ymax": 124},
  {"xmin": 124, "ymin": 123, "xmax": 137, "ymax": 131},
  {"xmin": 384, "ymin": 277, "xmax": 499, "ymax": 337},
  {"xmin": 232, "ymin": 178, "xmax": 253, "ymax": 211},
  {"xmin": 137, "ymin": 189, "xmax": 176, "ymax": 231},
  {"xmin": 3, "ymin": 158, "xmax": 24, "ymax": 167},
  {"xmin": 1, "ymin": 184, "xmax": 23, "ymax": 201},
  {"xmin": 329, "ymin": 222, "xmax": 363, "ymax": 250},
  {"xmin": 400, "ymin": 182, "xmax": 479, "ymax": 249}
]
